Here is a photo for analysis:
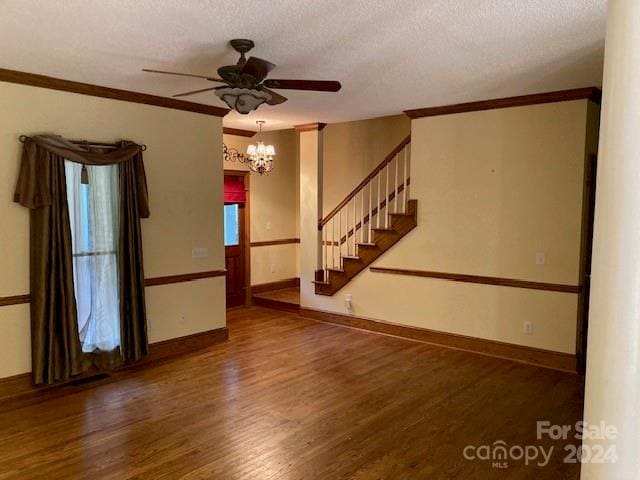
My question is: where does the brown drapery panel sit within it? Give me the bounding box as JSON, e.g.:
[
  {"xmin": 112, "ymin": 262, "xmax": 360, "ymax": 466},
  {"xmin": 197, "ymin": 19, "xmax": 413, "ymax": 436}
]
[{"xmin": 14, "ymin": 135, "xmax": 150, "ymax": 384}]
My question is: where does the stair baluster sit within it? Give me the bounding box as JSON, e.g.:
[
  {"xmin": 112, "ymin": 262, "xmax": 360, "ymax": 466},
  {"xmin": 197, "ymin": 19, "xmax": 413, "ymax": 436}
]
[
  {"xmin": 385, "ymin": 160, "xmax": 389, "ymax": 228},
  {"xmin": 316, "ymin": 135, "xmax": 412, "ymax": 294},
  {"xmin": 332, "ymin": 216, "xmax": 336, "ymax": 269},
  {"xmin": 360, "ymin": 189, "xmax": 364, "ymax": 247}
]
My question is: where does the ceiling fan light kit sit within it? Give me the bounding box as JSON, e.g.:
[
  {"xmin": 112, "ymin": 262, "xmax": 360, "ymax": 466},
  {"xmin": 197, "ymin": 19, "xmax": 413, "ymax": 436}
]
[
  {"xmin": 215, "ymin": 87, "xmax": 272, "ymax": 114},
  {"xmin": 143, "ymin": 38, "xmax": 341, "ymax": 114}
]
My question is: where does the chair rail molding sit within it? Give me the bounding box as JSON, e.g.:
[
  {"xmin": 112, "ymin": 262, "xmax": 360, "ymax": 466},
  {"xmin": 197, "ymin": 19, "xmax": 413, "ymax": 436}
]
[
  {"xmin": 369, "ymin": 267, "xmax": 581, "ymax": 294},
  {"xmin": 0, "ymin": 270, "xmax": 227, "ymax": 306}
]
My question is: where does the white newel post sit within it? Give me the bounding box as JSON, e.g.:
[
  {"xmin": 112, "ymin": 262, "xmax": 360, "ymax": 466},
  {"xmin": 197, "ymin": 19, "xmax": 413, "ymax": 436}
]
[
  {"xmin": 582, "ymin": 1, "xmax": 640, "ymax": 478},
  {"xmin": 298, "ymin": 124, "xmax": 324, "ymax": 307}
]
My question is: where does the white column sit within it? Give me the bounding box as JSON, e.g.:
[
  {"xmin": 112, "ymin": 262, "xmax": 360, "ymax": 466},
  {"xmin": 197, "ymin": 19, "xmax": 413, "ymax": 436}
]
[
  {"xmin": 582, "ymin": 1, "xmax": 640, "ymax": 479},
  {"xmin": 298, "ymin": 124, "xmax": 324, "ymax": 306}
]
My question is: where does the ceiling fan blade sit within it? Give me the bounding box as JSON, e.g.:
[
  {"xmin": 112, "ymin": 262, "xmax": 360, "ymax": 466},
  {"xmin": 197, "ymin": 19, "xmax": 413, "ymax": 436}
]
[
  {"xmin": 261, "ymin": 87, "xmax": 288, "ymax": 105},
  {"xmin": 262, "ymin": 79, "xmax": 342, "ymax": 92},
  {"xmin": 239, "ymin": 57, "xmax": 275, "ymax": 83},
  {"xmin": 142, "ymin": 68, "xmax": 224, "ymax": 82},
  {"xmin": 172, "ymin": 87, "xmax": 219, "ymax": 98}
]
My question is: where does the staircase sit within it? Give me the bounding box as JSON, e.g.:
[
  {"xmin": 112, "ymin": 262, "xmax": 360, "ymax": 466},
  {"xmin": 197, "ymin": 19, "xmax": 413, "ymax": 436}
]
[{"xmin": 314, "ymin": 135, "xmax": 416, "ymax": 296}]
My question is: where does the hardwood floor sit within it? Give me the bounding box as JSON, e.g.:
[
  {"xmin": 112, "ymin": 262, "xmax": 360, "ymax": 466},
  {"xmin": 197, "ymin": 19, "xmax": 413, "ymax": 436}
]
[
  {"xmin": 0, "ymin": 307, "xmax": 584, "ymax": 479},
  {"xmin": 252, "ymin": 287, "xmax": 300, "ymax": 313},
  {"xmin": 252, "ymin": 287, "xmax": 300, "ymax": 305}
]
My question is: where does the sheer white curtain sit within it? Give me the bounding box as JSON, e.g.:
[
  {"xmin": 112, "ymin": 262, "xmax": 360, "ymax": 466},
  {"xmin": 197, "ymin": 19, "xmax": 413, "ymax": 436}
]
[{"xmin": 65, "ymin": 161, "xmax": 121, "ymax": 353}]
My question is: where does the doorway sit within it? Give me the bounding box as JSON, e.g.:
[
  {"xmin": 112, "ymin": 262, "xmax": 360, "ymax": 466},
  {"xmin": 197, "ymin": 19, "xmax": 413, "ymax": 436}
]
[
  {"xmin": 576, "ymin": 154, "xmax": 598, "ymax": 374},
  {"xmin": 224, "ymin": 171, "xmax": 250, "ymax": 308}
]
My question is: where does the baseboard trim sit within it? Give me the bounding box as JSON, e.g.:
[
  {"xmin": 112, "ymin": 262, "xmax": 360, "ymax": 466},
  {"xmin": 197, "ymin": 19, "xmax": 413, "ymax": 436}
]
[
  {"xmin": 251, "ymin": 277, "xmax": 300, "ymax": 294},
  {"xmin": 252, "ymin": 297, "xmax": 300, "ymax": 313},
  {"xmin": 145, "ymin": 327, "xmax": 229, "ymax": 363},
  {"xmin": 0, "ymin": 327, "xmax": 228, "ymax": 410},
  {"xmin": 299, "ymin": 307, "xmax": 577, "ymax": 373}
]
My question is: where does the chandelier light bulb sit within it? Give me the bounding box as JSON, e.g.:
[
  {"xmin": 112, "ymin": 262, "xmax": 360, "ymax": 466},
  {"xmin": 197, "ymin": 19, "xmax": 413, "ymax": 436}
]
[{"xmin": 245, "ymin": 121, "xmax": 275, "ymax": 175}]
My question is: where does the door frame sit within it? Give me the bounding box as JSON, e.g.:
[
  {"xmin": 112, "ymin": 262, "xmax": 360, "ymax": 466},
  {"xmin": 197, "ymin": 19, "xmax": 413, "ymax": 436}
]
[
  {"xmin": 576, "ymin": 154, "xmax": 598, "ymax": 374},
  {"xmin": 224, "ymin": 169, "xmax": 251, "ymax": 307}
]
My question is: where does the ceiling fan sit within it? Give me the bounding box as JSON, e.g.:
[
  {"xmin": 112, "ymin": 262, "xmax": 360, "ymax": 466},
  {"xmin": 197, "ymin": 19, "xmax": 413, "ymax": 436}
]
[{"xmin": 143, "ymin": 39, "xmax": 342, "ymax": 114}]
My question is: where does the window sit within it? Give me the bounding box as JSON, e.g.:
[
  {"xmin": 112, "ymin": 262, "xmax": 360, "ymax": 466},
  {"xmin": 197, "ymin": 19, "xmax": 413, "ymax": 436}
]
[
  {"xmin": 65, "ymin": 161, "xmax": 120, "ymax": 353},
  {"xmin": 224, "ymin": 203, "xmax": 240, "ymax": 246}
]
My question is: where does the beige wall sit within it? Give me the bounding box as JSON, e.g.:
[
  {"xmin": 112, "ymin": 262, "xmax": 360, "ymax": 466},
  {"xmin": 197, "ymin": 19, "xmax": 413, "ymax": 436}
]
[
  {"xmin": 0, "ymin": 81, "xmax": 225, "ymax": 379},
  {"xmin": 303, "ymin": 100, "xmax": 597, "ymax": 355},
  {"xmin": 224, "ymin": 129, "xmax": 299, "ymax": 285},
  {"xmin": 322, "ymin": 115, "xmax": 410, "ymax": 215}
]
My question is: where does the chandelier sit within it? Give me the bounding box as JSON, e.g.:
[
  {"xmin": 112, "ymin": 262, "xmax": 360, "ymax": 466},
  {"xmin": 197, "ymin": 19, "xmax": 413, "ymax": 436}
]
[
  {"xmin": 222, "ymin": 121, "xmax": 276, "ymax": 175},
  {"xmin": 246, "ymin": 121, "xmax": 275, "ymax": 175}
]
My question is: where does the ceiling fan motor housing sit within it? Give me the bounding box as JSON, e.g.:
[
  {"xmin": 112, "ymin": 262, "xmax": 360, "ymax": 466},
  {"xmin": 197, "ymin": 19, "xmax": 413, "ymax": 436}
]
[{"xmin": 229, "ymin": 39, "xmax": 255, "ymax": 56}]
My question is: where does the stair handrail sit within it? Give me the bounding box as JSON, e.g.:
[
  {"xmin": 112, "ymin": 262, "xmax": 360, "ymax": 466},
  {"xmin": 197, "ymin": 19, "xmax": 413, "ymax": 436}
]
[{"xmin": 318, "ymin": 134, "xmax": 411, "ymax": 229}]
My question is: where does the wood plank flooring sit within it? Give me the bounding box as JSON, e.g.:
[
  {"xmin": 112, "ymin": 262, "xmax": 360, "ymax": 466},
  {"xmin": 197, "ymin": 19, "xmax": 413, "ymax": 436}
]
[
  {"xmin": 0, "ymin": 307, "xmax": 584, "ymax": 479},
  {"xmin": 252, "ymin": 287, "xmax": 300, "ymax": 305},
  {"xmin": 252, "ymin": 287, "xmax": 300, "ymax": 313}
]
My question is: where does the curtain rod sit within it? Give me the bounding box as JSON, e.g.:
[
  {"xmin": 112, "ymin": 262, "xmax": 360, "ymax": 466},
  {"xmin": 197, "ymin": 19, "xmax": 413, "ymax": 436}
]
[{"xmin": 18, "ymin": 135, "xmax": 147, "ymax": 151}]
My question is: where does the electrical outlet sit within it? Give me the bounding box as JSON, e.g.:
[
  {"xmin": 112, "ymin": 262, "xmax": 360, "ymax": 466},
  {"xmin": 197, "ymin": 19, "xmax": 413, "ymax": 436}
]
[
  {"xmin": 192, "ymin": 247, "xmax": 209, "ymax": 258},
  {"xmin": 266, "ymin": 221, "xmax": 272, "ymax": 231},
  {"xmin": 179, "ymin": 315, "xmax": 187, "ymax": 326},
  {"xmin": 523, "ymin": 321, "xmax": 534, "ymax": 335},
  {"xmin": 270, "ymin": 264, "xmax": 277, "ymax": 274},
  {"xmin": 535, "ymin": 252, "xmax": 546, "ymax": 265}
]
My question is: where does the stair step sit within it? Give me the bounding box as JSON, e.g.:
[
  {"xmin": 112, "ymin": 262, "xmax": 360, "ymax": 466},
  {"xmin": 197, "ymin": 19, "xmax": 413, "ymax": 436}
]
[
  {"xmin": 312, "ymin": 280, "xmax": 330, "ymax": 286},
  {"xmin": 342, "ymin": 255, "xmax": 361, "ymax": 260},
  {"xmin": 388, "ymin": 212, "xmax": 412, "ymax": 217},
  {"xmin": 372, "ymin": 227, "xmax": 395, "ymax": 232},
  {"xmin": 327, "ymin": 267, "xmax": 345, "ymax": 273},
  {"xmin": 357, "ymin": 242, "xmax": 377, "ymax": 247}
]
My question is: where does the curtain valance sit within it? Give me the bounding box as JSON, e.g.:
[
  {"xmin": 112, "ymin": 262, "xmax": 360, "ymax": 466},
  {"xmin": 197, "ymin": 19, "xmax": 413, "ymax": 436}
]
[{"xmin": 14, "ymin": 135, "xmax": 150, "ymax": 217}]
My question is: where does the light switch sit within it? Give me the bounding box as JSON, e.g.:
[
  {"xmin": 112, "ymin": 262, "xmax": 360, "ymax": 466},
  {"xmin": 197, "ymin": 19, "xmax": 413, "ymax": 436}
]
[
  {"xmin": 266, "ymin": 221, "xmax": 272, "ymax": 231},
  {"xmin": 535, "ymin": 253, "xmax": 546, "ymax": 265}
]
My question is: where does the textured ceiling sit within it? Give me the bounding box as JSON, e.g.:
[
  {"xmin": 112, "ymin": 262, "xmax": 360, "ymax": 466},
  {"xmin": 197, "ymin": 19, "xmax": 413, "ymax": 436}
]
[{"xmin": 0, "ymin": 0, "xmax": 606, "ymax": 131}]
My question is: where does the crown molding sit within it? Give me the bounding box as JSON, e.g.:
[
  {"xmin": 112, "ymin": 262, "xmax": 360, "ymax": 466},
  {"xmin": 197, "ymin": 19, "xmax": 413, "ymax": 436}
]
[
  {"xmin": 0, "ymin": 68, "xmax": 229, "ymax": 117},
  {"xmin": 223, "ymin": 127, "xmax": 256, "ymax": 137},
  {"xmin": 294, "ymin": 122, "xmax": 327, "ymax": 132},
  {"xmin": 404, "ymin": 87, "xmax": 602, "ymax": 119}
]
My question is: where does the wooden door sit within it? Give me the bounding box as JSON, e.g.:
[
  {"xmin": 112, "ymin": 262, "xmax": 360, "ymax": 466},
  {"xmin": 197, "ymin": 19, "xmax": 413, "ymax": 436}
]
[
  {"xmin": 224, "ymin": 201, "xmax": 246, "ymax": 307},
  {"xmin": 224, "ymin": 171, "xmax": 250, "ymax": 308}
]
